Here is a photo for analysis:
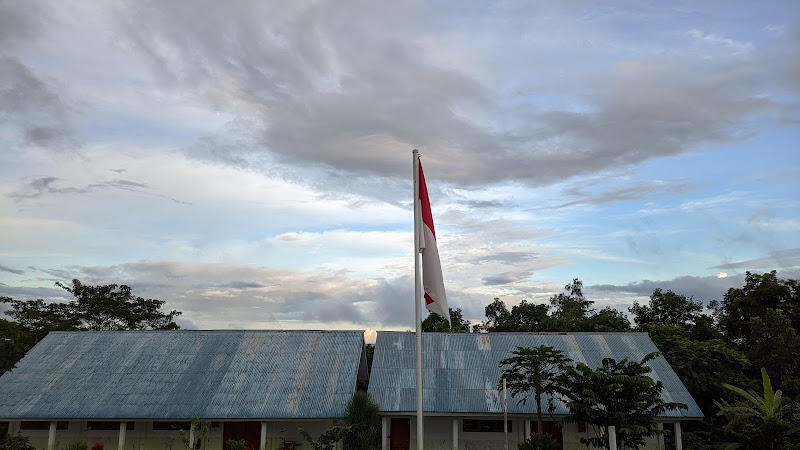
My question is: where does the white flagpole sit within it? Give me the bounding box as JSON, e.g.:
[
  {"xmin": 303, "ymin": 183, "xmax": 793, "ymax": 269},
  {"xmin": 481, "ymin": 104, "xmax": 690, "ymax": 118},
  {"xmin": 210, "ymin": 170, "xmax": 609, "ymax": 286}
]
[{"xmin": 413, "ymin": 149, "xmax": 425, "ymax": 450}]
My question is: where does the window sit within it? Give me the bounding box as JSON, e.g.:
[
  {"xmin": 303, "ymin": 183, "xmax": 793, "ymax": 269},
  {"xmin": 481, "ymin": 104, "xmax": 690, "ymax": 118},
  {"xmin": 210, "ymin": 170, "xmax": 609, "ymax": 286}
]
[
  {"xmin": 20, "ymin": 421, "xmax": 68, "ymax": 430},
  {"xmin": 153, "ymin": 421, "xmax": 192, "ymax": 431},
  {"xmin": 86, "ymin": 422, "xmax": 134, "ymax": 431},
  {"xmin": 462, "ymin": 419, "xmax": 512, "ymax": 432}
]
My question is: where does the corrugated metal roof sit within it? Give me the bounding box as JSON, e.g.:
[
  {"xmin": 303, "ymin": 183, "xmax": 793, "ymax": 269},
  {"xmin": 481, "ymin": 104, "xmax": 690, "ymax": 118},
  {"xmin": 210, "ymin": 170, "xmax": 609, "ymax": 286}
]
[
  {"xmin": 368, "ymin": 332, "xmax": 703, "ymax": 418},
  {"xmin": 0, "ymin": 330, "xmax": 365, "ymax": 420}
]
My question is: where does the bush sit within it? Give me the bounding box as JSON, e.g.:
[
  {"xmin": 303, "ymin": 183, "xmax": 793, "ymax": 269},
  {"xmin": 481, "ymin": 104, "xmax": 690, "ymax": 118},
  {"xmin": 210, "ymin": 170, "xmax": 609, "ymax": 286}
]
[
  {"xmin": 0, "ymin": 433, "xmax": 36, "ymax": 450},
  {"xmin": 225, "ymin": 439, "xmax": 248, "ymax": 450},
  {"xmin": 62, "ymin": 441, "xmax": 89, "ymax": 450},
  {"xmin": 517, "ymin": 433, "xmax": 557, "ymax": 450},
  {"xmin": 90, "ymin": 442, "xmax": 105, "ymax": 450}
]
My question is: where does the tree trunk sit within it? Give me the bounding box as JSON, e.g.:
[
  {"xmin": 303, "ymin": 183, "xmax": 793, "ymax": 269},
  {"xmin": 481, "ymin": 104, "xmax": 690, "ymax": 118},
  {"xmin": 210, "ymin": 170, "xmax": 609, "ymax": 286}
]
[{"xmin": 535, "ymin": 390, "xmax": 543, "ymax": 434}]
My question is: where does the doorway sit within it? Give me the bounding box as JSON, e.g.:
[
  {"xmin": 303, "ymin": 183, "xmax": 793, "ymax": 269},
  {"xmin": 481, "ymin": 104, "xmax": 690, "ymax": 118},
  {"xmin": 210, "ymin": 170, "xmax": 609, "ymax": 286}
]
[
  {"xmin": 223, "ymin": 422, "xmax": 261, "ymax": 450},
  {"xmin": 390, "ymin": 418, "xmax": 410, "ymax": 450}
]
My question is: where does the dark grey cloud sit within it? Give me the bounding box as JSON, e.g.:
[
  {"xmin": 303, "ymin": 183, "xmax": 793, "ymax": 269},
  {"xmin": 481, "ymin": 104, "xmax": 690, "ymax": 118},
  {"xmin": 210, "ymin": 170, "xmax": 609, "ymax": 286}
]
[
  {"xmin": 216, "ymin": 281, "xmax": 266, "ymax": 289},
  {"xmin": 0, "ymin": 264, "xmax": 25, "ymax": 275},
  {"xmin": 711, "ymin": 248, "xmax": 800, "ymax": 270},
  {"xmin": 0, "ymin": 283, "xmax": 70, "ymax": 302},
  {"xmin": 0, "ymin": 57, "xmax": 74, "ymax": 149},
  {"xmin": 482, "ymin": 271, "xmax": 534, "ymax": 286},
  {"xmin": 8, "ymin": 177, "xmax": 190, "ymax": 205},
  {"xmin": 0, "ymin": 1, "xmax": 46, "ymax": 46},
  {"xmin": 473, "ymin": 252, "xmax": 538, "ymax": 265},
  {"xmin": 111, "ymin": 0, "xmax": 799, "ymax": 191}
]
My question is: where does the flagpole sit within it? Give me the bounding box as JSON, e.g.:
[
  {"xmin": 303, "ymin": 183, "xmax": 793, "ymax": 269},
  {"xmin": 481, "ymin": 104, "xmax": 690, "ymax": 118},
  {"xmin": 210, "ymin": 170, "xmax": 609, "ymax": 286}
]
[{"xmin": 412, "ymin": 149, "xmax": 425, "ymax": 450}]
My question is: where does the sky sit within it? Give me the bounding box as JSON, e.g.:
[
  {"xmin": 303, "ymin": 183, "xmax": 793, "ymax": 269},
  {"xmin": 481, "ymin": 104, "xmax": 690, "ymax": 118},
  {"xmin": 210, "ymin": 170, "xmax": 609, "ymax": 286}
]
[{"xmin": 1, "ymin": 0, "xmax": 798, "ymax": 339}]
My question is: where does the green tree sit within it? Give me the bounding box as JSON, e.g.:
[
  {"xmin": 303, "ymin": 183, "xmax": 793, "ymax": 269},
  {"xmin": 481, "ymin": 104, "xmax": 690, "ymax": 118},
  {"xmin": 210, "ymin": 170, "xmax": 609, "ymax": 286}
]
[
  {"xmin": 0, "ymin": 433, "xmax": 36, "ymax": 450},
  {"xmin": 557, "ymin": 353, "xmax": 687, "ymax": 450},
  {"xmin": 499, "ymin": 345, "xmax": 571, "ymax": 434},
  {"xmin": 629, "ymin": 288, "xmax": 703, "ymax": 328},
  {"xmin": 548, "ymin": 279, "xmax": 594, "ymax": 331},
  {"xmin": 644, "ymin": 323, "xmax": 749, "ymax": 415},
  {"xmin": 586, "ymin": 307, "xmax": 631, "ymax": 332},
  {"xmin": 480, "ymin": 298, "xmax": 550, "ymax": 332},
  {"xmin": 713, "ymin": 271, "xmax": 799, "ymax": 346},
  {"xmin": 341, "ymin": 391, "xmax": 381, "ymax": 450},
  {"xmin": 422, "ymin": 308, "xmax": 470, "ymax": 332},
  {"xmin": 0, "ymin": 318, "xmax": 36, "ymax": 373},
  {"xmin": 715, "ymin": 368, "xmax": 800, "ymax": 450},
  {"xmin": 0, "ymin": 298, "xmax": 80, "ymax": 341},
  {"xmin": 748, "ymin": 310, "xmax": 800, "ymax": 394}
]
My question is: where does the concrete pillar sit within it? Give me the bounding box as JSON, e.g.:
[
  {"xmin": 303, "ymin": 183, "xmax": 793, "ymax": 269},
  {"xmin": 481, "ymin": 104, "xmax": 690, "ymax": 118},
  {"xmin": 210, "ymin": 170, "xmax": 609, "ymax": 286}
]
[
  {"xmin": 657, "ymin": 422, "xmax": 664, "ymax": 449},
  {"xmin": 524, "ymin": 420, "xmax": 531, "ymax": 439},
  {"xmin": 382, "ymin": 417, "xmax": 388, "ymax": 450},
  {"xmin": 452, "ymin": 418, "xmax": 458, "ymax": 450},
  {"xmin": 260, "ymin": 422, "xmax": 267, "ymax": 450},
  {"xmin": 118, "ymin": 422, "xmax": 127, "ymax": 450},
  {"xmin": 608, "ymin": 426, "xmax": 617, "ymax": 450},
  {"xmin": 675, "ymin": 422, "xmax": 682, "ymax": 450},
  {"xmin": 189, "ymin": 426, "xmax": 195, "ymax": 450},
  {"xmin": 47, "ymin": 421, "xmax": 57, "ymax": 450}
]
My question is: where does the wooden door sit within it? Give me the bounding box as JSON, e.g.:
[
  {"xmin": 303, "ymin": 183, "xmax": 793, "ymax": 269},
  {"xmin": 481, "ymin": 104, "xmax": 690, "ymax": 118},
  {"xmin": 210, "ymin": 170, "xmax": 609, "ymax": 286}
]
[
  {"xmin": 542, "ymin": 421, "xmax": 564, "ymax": 450},
  {"xmin": 223, "ymin": 422, "xmax": 261, "ymax": 450},
  {"xmin": 390, "ymin": 418, "xmax": 410, "ymax": 450}
]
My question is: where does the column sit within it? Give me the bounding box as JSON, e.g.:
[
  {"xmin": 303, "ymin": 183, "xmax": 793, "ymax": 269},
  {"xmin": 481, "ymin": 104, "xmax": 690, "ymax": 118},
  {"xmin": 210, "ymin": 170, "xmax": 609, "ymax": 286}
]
[
  {"xmin": 260, "ymin": 422, "xmax": 267, "ymax": 450},
  {"xmin": 656, "ymin": 422, "xmax": 664, "ymax": 450},
  {"xmin": 381, "ymin": 417, "xmax": 388, "ymax": 450},
  {"xmin": 674, "ymin": 422, "xmax": 682, "ymax": 450},
  {"xmin": 118, "ymin": 422, "xmax": 127, "ymax": 450},
  {"xmin": 524, "ymin": 420, "xmax": 531, "ymax": 440},
  {"xmin": 452, "ymin": 418, "xmax": 458, "ymax": 450},
  {"xmin": 47, "ymin": 421, "xmax": 57, "ymax": 450},
  {"xmin": 608, "ymin": 426, "xmax": 617, "ymax": 450}
]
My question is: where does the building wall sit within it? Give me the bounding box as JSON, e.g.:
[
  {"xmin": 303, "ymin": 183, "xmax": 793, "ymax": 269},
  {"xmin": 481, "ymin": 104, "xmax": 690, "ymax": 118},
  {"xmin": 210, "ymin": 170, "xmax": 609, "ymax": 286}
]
[{"xmin": 11, "ymin": 420, "xmax": 335, "ymax": 450}]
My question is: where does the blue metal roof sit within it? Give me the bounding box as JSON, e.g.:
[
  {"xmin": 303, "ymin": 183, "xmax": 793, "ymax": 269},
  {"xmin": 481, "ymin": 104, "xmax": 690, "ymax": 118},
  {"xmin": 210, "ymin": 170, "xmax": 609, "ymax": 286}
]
[
  {"xmin": 368, "ymin": 332, "xmax": 703, "ymax": 418},
  {"xmin": 0, "ymin": 330, "xmax": 365, "ymax": 420}
]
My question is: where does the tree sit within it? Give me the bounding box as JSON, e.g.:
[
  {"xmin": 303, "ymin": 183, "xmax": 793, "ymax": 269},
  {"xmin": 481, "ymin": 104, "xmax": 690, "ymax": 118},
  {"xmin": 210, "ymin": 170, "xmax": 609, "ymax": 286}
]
[
  {"xmin": 557, "ymin": 353, "xmax": 687, "ymax": 450},
  {"xmin": 340, "ymin": 391, "xmax": 381, "ymax": 450},
  {"xmin": 499, "ymin": 345, "xmax": 571, "ymax": 434},
  {"xmin": 713, "ymin": 271, "xmax": 799, "ymax": 346},
  {"xmin": 56, "ymin": 279, "xmax": 181, "ymax": 330},
  {"xmin": 629, "ymin": 288, "xmax": 703, "ymax": 328},
  {"xmin": 748, "ymin": 310, "xmax": 800, "ymax": 394},
  {"xmin": 480, "ymin": 298, "xmax": 550, "ymax": 332},
  {"xmin": 586, "ymin": 307, "xmax": 631, "ymax": 332},
  {"xmin": 0, "ymin": 319, "xmax": 36, "ymax": 374},
  {"xmin": 548, "ymin": 279, "xmax": 594, "ymax": 331},
  {"xmin": 0, "ymin": 298, "xmax": 80, "ymax": 341},
  {"xmin": 421, "ymin": 308, "xmax": 470, "ymax": 332},
  {"xmin": 644, "ymin": 323, "xmax": 749, "ymax": 415},
  {"xmin": 715, "ymin": 368, "xmax": 800, "ymax": 450}
]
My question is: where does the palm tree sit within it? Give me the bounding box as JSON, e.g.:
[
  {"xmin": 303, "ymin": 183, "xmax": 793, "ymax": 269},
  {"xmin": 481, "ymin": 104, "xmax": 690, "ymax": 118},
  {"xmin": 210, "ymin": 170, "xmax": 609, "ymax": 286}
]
[{"xmin": 715, "ymin": 368, "xmax": 799, "ymax": 449}]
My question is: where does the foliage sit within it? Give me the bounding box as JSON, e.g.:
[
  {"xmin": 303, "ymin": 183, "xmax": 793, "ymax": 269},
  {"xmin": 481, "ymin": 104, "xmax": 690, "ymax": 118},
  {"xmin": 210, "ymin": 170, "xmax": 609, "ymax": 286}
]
[
  {"xmin": 298, "ymin": 427, "xmax": 345, "ymax": 450},
  {"xmin": 499, "ymin": 345, "xmax": 571, "ymax": 434},
  {"xmin": 178, "ymin": 418, "xmax": 209, "ymax": 450},
  {"xmin": 548, "ymin": 279, "xmax": 595, "ymax": 331},
  {"xmin": 90, "ymin": 442, "xmax": 105, "ymax": 450},
  {"xmin": 517, "ymin": 433, "xmax": 558, "ymax": 450},
  {"xmin": 629, "ymin": 288, "xmax": 703, "ymax": 328},
  {"xmin": 747, "ymin": 310, "xmax": 800, "ymax": 394},
  {"xmin": 0, "ymin": 318, "xmax": 36, "ymax": 373},
  {"xmin": 644, "ymin": 323, "xmax": 750, "ymax": 415},
  {"xmin": 341, "ymin": 391, "xmax": 381, "ymax": 450},
  {"xmin": 713, "ymin": 271, "xmax": 799, "ymax": 347},
  {"xmin": 585, "ymin": 306, "xmax": 631, "ymax": 331},
  {"xmin": 0, "ymin": 433, "xmax": 36, "ymax": 450},
  {"xmin": 1, "ymin": 279, "xmax": 182, "ymax": 373},
  {"xmin": 421, "ymin": 307, "xmax": 470, "ymax": 332},
  {"xmin": 715, "ymin": 368, "xmax": 800, "ymax": 449},
  {"xmin": 62, "ymin": 441, "xmax": 89, "ymax": 450},
  {"xmin": 480, "ymin": 298, "xmax": 551, "ymax": 332},
  {"xmin": 557, "ymin": 353, "xmax": 687, "ymax": 450},
  {"xmin": 224, "ymin": 439, "xmax": 248, "ymax": 450}
]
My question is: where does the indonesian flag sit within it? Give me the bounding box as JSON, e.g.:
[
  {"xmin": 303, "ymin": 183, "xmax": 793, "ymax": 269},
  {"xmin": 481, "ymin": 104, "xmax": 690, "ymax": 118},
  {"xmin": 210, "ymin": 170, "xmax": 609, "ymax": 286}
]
[{"xmin": 418, "ymin": 161, "xmax": 450, "ymax": 324}]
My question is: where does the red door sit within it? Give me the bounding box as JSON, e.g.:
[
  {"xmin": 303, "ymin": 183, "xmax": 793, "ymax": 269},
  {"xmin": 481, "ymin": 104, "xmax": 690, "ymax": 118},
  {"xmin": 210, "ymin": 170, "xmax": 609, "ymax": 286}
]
[
  {"xmin": 542, "ymin": 421, "xmax": 564, "ymax": 450},
  {"xmin": 223, "ymin": 422, "xmax": 261, "ymax": 450},
  {"xmin": 390, "ymin": 418, "xmax": 410, "ymax": 450}
]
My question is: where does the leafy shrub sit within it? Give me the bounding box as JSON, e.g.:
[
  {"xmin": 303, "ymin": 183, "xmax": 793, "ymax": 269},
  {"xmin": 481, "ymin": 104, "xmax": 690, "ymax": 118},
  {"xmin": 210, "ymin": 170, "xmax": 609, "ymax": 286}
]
[
  {"xmin": 62, "ymin": 441, "xmax": 89, "ymax": 450},
  {"xmin": 0, "ymin": 433, "xmax": 36, "ymax": 450},
  {"xmin": 90, "ymin": 442, "xmax": 105, "ymax": 450},
  {"xmin": 225, "ymin": 439, "xmax": 248, "ymax": 450},
  {"xmin": 517, "ymin": 433, "xmax": 558, "ymax": 450}
]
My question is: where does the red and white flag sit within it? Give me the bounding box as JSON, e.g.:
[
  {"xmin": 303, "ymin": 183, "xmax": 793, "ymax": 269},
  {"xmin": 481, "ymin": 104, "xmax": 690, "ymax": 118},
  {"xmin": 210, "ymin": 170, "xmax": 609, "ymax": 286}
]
[{"xmin": 418, "ymin": 161, "xmax": 450, "ymax": 324}]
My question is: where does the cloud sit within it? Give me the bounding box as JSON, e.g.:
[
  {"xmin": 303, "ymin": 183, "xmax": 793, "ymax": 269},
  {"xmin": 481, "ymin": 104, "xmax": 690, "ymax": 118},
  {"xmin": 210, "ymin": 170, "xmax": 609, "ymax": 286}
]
[
  {"xmin": 687, "ymin": 29, "xmax": 754, "ymax": 54},
  {"xmin": 482, "ymin": 270, "xmax": 534, "ymax": 286},
  {"xmin": 8, "ymin": 176, "xmax": 189, "ymax": 205},
  {"xmin": 0, "ymin": 264, "xmax": 25, "ymax": 275},
  {"xmin": 710, "ymin": 248, "xmax": 800, "ymax": 270},
  {"xmin": 543, "ymin": 181, "xmax": 694, "ymax": 209},
  {"xmin": 0, "ymin": 57, "xmax": 75, "ymax": 149},
  {"xmin": 106, "ymin": 0, "xmax": 799, "ymax": 190}
]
